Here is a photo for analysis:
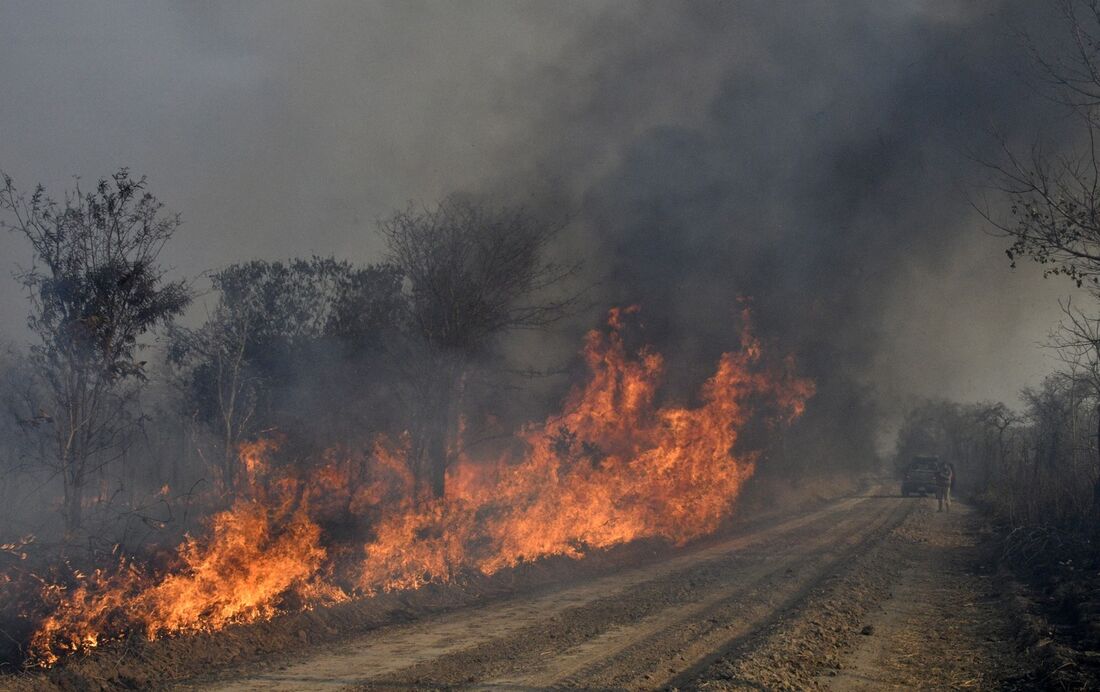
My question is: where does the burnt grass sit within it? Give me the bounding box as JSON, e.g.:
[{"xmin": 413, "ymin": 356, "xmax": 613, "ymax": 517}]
[{"xmin": 997, "ymin": 524, "xmax": 1100, "ymax": 689}]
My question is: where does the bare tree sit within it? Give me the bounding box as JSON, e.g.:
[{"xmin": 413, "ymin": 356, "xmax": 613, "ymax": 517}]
[
  {"xmin": 970, "ymin": 401, "xmax": 1019, "ymax": 489},
  {"xmin": 0, "ymin": 170, "xmax": 191, "ymax": 534},
  {"xmin": 1049, "ymin": 298, "xmax": 1100, "ymax": 511},
  {"xmin": 975, "ymin": 1, "xmax": 1100, "ymax": 520},
  {"xmin": 168, "ymin": 299, "xmax": 258, "ymax": 494},
  {"xmin": 980, "ymin": 1, "xmax": 1100, "ymax": 287},
  {"xmin": 380, "ymin": 196, "xmax": 579, "ymax": 498}
]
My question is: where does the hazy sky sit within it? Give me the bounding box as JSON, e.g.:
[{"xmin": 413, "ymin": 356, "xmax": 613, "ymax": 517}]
[{"xmin": 0, "ymin": 0, "xmax": 1084, "ymax": 413}]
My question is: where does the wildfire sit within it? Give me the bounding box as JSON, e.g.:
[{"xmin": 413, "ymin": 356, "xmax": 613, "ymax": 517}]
[{"xmin": 15, "ymin": 306, "xmax": 813, "ymax": 666}]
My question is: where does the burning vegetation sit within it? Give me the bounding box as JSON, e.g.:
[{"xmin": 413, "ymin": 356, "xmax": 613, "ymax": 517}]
[
  {"xmin": 4, "ymin": 304, "xmax": 811, "ymax": 667},
  {"xmin": 0, "ymin": 170, "xmax": 817, "ymax": 671}
]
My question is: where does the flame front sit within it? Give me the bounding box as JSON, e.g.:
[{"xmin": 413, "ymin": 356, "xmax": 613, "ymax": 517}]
[{"xmin": 18, "ymin": 307, "xmax": 813, "ymax": 665}]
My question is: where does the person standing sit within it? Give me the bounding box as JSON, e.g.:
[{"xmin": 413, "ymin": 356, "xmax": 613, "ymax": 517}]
[{"xmin": 936, "ymin": 461, "xmax": 954, "ymax": 512}]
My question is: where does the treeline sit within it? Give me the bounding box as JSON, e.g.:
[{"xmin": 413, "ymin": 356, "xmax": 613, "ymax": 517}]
[
  {"xmin": 947, "ymin": 2, "xmax": 1100, "ymax": 536},
  {"xmin": 0, "ymin": 171, "xmax": 576, "ymax": 547},
  {"xmin": 895, "ymin": 377, "xmax": 1100, "ymax": 530}
]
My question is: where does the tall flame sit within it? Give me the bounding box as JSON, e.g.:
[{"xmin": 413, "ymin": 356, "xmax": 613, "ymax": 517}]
[{"xmin": 18, "ymin": 306, "xmax": 813, "ymax": 666}]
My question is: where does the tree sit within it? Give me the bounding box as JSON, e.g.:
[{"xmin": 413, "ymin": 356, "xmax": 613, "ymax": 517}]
[
  {"xmin": 1049, "ymin": 298, "xmax": 1100, "ymax": 510},
  {"xmin": 0, "ymin": 170, "xmax": 191, "ymax": 533},
  {"xmin": 167, "ymin": 289, "xmax": 258, "ymax": 495},
  {"xmin": 981, "ymin": 1, "xmax": 1100, "ymax": 287},
  {"xmin": 967, "ymin": 401, "xmax": 1018, "ymax": 490},
  {"xmin": 979, "ymin": 0, "xmax": 1100, "ymax": 520},
  {"xmin": 893, "ymin": 400, "xmax": 1015, "ymax": 492},
  {"xmin": 894, "ymin": 400, "xmax": 957, "ymax": 471},
  {"xmin": 380, "ymin": 196, "xmax": 579, "ymax": 498},
  {"xmin": 169, "ymin": 257, "xmax": 403, "ymax": 491}
]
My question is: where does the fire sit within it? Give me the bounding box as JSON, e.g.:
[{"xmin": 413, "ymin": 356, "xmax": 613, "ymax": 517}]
[
  {"xmin": 139, "ymin": 502, "xmax": 328, "ymax": 636},
  {"xmin": 25, "ymin": 502, "xmax": 335, "ymax": 666},
  {"xmin": 357, "ymin": 305, "xmax": 813, "ymax": 588},
  {"xmin": 15, "ymin": 306, "xmax": 813, "ymax": 666}
]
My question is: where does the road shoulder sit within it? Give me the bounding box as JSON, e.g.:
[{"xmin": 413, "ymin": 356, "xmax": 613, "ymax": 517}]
[
  {"xmin": 682, "ymin": 500, "xmax": 1028, "ymax": 691},
  {"xmin": 824, "ymin": 502, "xmax": 1026, "ymax": 690}
]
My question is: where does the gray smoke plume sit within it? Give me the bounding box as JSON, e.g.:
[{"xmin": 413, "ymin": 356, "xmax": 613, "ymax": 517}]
[
  {"xmin": 0, "ymin": 1, "xmax": 1084, "ymax": 467},
  {"xmin": 475, "ymin": 1, "xmax": 1086, "ymax": 467}
]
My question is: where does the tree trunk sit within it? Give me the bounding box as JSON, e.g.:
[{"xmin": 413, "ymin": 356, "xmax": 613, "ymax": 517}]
[
  {"xmin": 425, "ymin": 380, "xmax": 454, "ymax": 500},
  {"xmin": 425, "ymin": 416, "xmax": 448, "ymax": 499},
  {"xmin": 63, "ymin": 466, "xmax": 84, "ymax": 535},
  {"xmin": 222, "ymin": 433, "xmax": 237, "ymax": 494},
  {"xmin": 416, "ymin": 357, "xmax": 462, "ymax": 501}
]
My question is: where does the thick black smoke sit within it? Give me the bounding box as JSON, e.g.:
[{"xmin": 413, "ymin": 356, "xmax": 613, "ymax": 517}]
[
  {"xmin": 0, "ymin": 1, "xmax": 1081, "ymax": 473},
  {"xmin": 483, "ymin": 1, "xmax": 1077, "ymax": 471}
]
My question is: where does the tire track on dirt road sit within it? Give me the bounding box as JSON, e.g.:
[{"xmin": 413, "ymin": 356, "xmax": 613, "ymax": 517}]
[
  {"xmin": 192, "ymin": 493, "xmax": 906, "ymax": 691},
  {"xmin": 526, "ymin": 499, "xmax": 910, "ymax": 690},
  {"xmin": 445, "ymin": 498, "xmax": 909, "ymax": 690}
]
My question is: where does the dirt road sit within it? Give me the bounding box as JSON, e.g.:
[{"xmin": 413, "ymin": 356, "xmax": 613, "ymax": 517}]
[
  {"xmin": 817, "ymin": 502, "xmax": 1026, "ymax": 691},
  {"xmin": 171, "ymin": 490, "xmax": 1026, "ymax": 691}
]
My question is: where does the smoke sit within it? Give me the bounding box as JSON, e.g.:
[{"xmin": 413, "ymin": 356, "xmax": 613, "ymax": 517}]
[
  {"xmin": 477, "ymin": 1, "xmax": 1086, "ymax": 466},
  {"xmin": 0, "ymin": 1, "xmax": 1086, "ymax": 466}
]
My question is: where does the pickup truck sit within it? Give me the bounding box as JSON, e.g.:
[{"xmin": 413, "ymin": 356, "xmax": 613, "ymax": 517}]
[{"xmin": 902, "ymin": 455, "xmax": 940, "ymax": 497}]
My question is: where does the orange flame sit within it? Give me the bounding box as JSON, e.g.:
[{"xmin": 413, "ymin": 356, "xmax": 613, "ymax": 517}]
[
  {"xmin": 357, "ymin": 306, "xmax": 813, "ymax": 588},
  {"xmin": 19, "ymin": 306, "xmax": 813, "ymax": 666}
]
